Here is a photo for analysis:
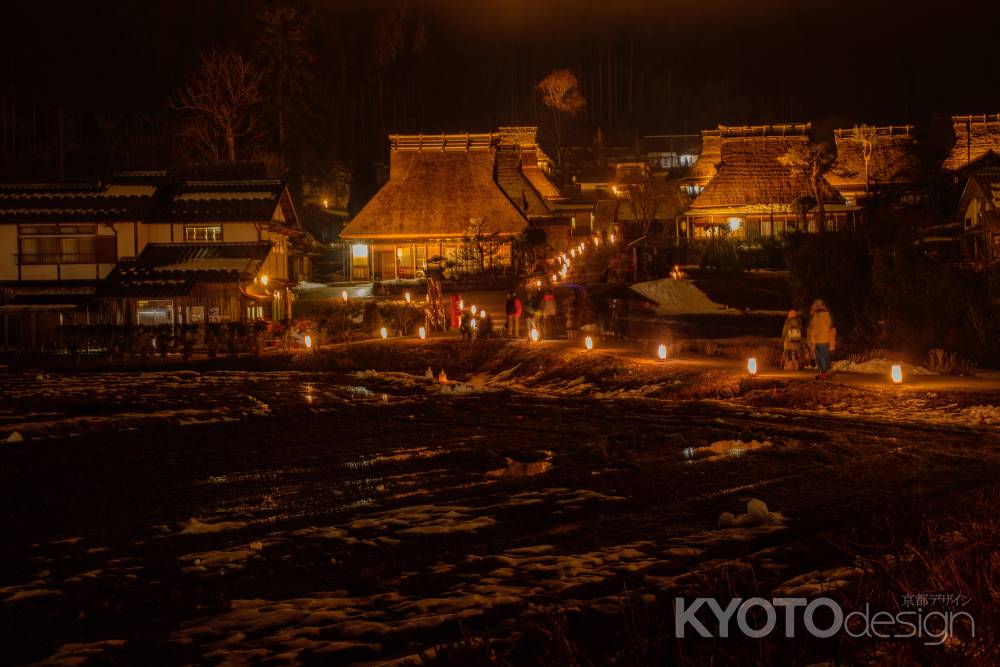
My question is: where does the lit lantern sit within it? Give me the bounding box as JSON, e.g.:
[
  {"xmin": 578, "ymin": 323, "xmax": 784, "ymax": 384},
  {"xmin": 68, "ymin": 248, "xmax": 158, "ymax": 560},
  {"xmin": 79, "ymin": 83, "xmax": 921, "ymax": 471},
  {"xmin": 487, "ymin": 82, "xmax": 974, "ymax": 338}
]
[
  {"xmin": 891, "ymin": 364, "xmax": 903, "ymax": 384},
  {"xmin": 304, "ymin": 334, "xmax": 313, "ymax": 349},
  {"xmin": 404, "ymin": 291, "xmax": 411, "ymax": 303},
  {"xmin": 584, "ymin": 336, "xmax": 594, "ymax": 350},
  {"xmin": 396, "ymin": 247, "xmax": 403, "ymax": 258},
  {"xmin": 418, "ymin": 326, "xmax": 426, "ymax": 339},
  {"xmin": 609, "ymin": 233, "xmax": 616, "ymax": 243},
  {"xmin": 747, "ymin": 357, "xmax": 758, "ymax": 376},
  {"xmin": 570, "ymin": 249, "xmax": 576, "ymax": 258},
  {"xmin": 438, "ymin": 370, "xmax": 448, "ymax": 384},
  {"xmin": 380, "ymin": 327, "xmax": 388, "ymax": 339},
  {"xmin": 470, "ymin": 304, "xmax": 477, "ymax": 316},
  {"xmin": 530, "ymin": 328, "xmax": 540, "ymax": 342},
  {"xmin": 551, "ymin": 274, "xmax": 558, "ymax": 283},
  {"xmin": 341, "ymin": 290, "xmax": 348, "ymax": 302},
  {"xmin": 593, "ymin": 236, "xmax": 601, "ymax": 246},
  {"xmin": 657, "ymin": 344, "xmax": 667, "ymax": 360},
  {"xmin": 260, "ymin": 274, "xmax": 269, "ymax": 286}
]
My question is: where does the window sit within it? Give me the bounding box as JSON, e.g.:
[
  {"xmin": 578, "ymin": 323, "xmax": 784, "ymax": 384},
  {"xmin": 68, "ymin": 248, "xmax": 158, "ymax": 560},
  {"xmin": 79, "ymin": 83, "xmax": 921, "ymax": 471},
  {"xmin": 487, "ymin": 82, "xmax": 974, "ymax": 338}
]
[
  {"xmin": 415, "ymin": 245, "xmax": 428, "ymax": 269},
  {"xmin": 18, "ymin": 224, "xmax": 107, "ymax": 265},
  {"xmin": 184, "ymin": 225, "xmax": 223, "ymax": 241}
]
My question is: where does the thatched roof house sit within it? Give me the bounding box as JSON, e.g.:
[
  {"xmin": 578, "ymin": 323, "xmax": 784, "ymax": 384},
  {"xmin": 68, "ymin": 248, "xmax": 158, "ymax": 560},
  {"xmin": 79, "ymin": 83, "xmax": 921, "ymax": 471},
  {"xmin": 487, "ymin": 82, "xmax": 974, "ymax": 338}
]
[
  {"xmin": 685, "ymin": 124, "xmax": 851, "ymax": 239},
  {"xmin": 943, "ymin": 114, "xmax": 1000, "ymax": 172},
  {"xmin": 340, "ymin": 129, "xmax": 560, "ymax": 280},
  {"xmin": 828, "ymin": 126, "xmax": 923, "ymax": 200}
]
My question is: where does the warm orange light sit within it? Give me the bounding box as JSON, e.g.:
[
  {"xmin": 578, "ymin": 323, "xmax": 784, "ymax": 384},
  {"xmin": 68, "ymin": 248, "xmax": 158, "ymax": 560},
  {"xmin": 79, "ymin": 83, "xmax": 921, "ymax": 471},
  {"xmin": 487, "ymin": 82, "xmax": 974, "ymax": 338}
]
[
  {"xmin": 260, "ymin": 274, "xmax": 269, "ymax": 286},
  {"xmin": 551, "ymin": 274, "xmax": 558, "ymax": 283},
  {"xmin": 341, "ymin": 290, "xmax": 348, "ymax": 302},
  {"xmin": 404, "ymin": 291, "xmax": 411, "ymax": 303},
  {"xmin": 609, "ymin": 233, "xmax": 616, "ymax": 243},
  {"xmin": 657, "ymin": 344, "xmax": 667, "ymax": 360},
  {"xmin": 891, "ymin": 364, "xmax": 903, "ymax": 384},
  {"xmin": 418, "ymin": 326, "xmax": 426, "ymax": 339},
  {"xmin": 530, "ymin": 328, "xmax": 540, "ymax": 342},
  {"xmin": 470, "ymin": 304, "xmax": 477, "ymax": 316},
  {"xmin": 380, "ymin": 327, "xmax": 388, "ymax": 339},
  {"xmin": 747, "ymin": 357, "xmax": 758, "ymax": 376},
  {"xmin": 584, "ymin": 336, "xmax": 594, "ymax": 350},
  {"xmin": 304, "ymin": 334, "xmax": 313, "ymax": 349}
]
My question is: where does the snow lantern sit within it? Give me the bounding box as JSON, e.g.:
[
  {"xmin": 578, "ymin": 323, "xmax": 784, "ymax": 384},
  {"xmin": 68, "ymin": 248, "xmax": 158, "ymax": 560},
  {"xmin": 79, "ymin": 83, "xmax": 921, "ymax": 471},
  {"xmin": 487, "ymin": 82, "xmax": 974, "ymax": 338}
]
[
  {"xmin": 418, "ymin": 326, "xmax": 426, "ymax": 340},
  {"xmin": 304, "ymin": 334, "xmax": 312, "ymax": 349},
  {"xmin": 530, "ymin": 328, "xmax": 540, "ymax": 342},
  {"xmin": 438, "ymin": 370, "xmax": 448, "ymax": 384},
  {"xmin": 747, "ymin": 357, "xmax": 758, "ymax": 376},
  {"xmin": 584, "ymin": 336, "xmax": 594, "ymax": 351},
  {"xmin": 380, "ymin": 327, "xmax": 388, "ymax": 339},
  {"xmin": 470, "ymin": 304, "xmax": 477, "ymax": 316},
  {"xmin": 341, "ymin": 290, "xmax": 348, "ymax": 302},
  {"xmin": 891, "ymin": 364, "xmax": 903, "ymax": 384},
  {"xmin": 657, "ymin": 344, "xmax": 667, "ymax": 360},
  {"xmin": 404, "ymin": 291, "xmax": 411, "ymax": 303}
]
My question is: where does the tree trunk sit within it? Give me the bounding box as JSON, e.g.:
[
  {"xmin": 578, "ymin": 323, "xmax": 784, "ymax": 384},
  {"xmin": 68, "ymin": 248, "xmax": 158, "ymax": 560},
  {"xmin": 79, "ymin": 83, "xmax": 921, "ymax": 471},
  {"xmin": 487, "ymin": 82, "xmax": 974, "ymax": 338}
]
[{"xmin": 226, "ymin": 126, "xmax": 236, "ymax": 163}]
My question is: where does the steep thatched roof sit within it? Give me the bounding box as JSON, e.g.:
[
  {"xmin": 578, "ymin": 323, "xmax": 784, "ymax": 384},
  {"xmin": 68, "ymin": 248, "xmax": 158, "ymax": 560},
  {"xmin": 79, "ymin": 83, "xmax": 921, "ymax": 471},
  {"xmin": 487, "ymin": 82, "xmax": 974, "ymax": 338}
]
[
  {"xmin": 341, "ymin": 149, "xmax": 528, "ymax": 240},
  {"xmin": 690, "ymin": 136, "xmax": 843, "ymax": 212},
  {"xmin": 828, "ymin": 126, "xmax": 922, "ymax": 192},
  {"xmin": 943, "ymin": 114, "xmax": 1000, "ymax": 172},
  {"xmin": 684, "ymin": 129, "xmax": 721, "ymax": 183}
]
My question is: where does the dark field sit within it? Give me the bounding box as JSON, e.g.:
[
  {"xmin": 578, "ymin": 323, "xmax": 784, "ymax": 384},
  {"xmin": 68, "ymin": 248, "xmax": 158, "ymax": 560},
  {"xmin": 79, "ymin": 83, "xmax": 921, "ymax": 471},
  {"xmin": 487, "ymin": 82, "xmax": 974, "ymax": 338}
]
[{"xmin": 1, "ymin": 340, "xmax": 998, "ymax": 665}]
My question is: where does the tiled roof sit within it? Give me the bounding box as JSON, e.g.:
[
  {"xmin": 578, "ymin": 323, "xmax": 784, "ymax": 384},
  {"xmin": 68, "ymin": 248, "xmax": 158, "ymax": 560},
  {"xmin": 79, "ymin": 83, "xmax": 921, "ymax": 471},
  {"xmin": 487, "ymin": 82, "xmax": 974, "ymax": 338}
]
[
  {"xmin": 96, "ymin": 242, "xmax": 270, "ymax": 298},
  {"xmin": 0, "ymin": 183, "xmax": 155, "ymax": 222}
]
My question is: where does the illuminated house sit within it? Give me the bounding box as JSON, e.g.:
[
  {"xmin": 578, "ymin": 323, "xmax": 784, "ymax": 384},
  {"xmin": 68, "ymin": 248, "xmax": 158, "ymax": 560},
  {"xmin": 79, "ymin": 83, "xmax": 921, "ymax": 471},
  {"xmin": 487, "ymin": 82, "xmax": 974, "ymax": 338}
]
[
  {"xmin": 0, "ymin": 174, "xmax": 302, "ymax": 349},
  {"xmin": 340, "ymin": 127, "xmax": 560, "ymax": 280},
  {"xmin": 827, "ymin": 125, "xmax": 923, "ymax": 205},
  {"xmin": 678, "ymin": 128, "xmax": 721, "ymax": 197},
  {"xmin": 943, "ymin": 113, "xmax": 1000, "ymax": 173},
  {"xmin": 684, "ymin": 124, "xmax": 851, "ymax": 239},
  {"xmin": 958, "ymin": 169, "xmax": 1000, "ymax": 266}
]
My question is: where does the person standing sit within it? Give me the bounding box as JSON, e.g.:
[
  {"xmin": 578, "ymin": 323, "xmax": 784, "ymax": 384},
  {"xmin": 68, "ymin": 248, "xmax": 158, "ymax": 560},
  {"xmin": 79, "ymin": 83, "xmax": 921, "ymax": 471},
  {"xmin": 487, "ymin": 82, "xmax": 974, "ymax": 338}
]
[
  {"xmin": 807, "ymin": 300, "xmax": 834, "ymax": 380},
  {"xmin": 513, "ymin": 292, "xmax": 523, "ymax": 338},
  {"xmin": 504, "ymin": 291, "xmax": 518, "ymax": 338},
  {"xmin": 781, "ymin": 309, "xmax": 803, "ymax": 370},
  {"xmin": 542, "ymin": 290, "xmax": 557, "ymax": 339}
]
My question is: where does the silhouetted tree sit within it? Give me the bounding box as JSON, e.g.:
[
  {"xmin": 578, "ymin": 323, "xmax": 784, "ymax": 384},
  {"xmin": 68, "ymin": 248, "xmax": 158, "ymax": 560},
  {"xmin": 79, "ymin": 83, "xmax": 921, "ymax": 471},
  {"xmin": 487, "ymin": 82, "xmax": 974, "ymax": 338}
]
[
  {"xmin": 781, "ymin": 142, "xmax": 837, "ymax": 232},
  {"xmin": 536, "ymin": 69, "xmax": 586, "ymax": 176},
  {"xmin": 171, "ymin": 48, "xmax": 265, "ymax": 163}
]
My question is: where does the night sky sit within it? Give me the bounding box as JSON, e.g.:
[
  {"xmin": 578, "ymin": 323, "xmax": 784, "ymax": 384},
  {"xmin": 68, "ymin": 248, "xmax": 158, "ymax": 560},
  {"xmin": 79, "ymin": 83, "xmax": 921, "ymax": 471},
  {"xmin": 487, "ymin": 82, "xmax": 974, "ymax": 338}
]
[{"xmin": 2, "ymin": 0, "xmax": 999, "ymax": 177}]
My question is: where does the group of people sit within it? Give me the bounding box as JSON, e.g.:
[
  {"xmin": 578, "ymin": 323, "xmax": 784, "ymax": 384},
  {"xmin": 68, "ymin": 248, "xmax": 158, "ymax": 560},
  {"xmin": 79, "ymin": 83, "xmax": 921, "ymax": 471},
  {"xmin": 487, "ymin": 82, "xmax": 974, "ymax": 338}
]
[{"xmin": 781, "ymin": 299, "xmax": 836, "ymax": 380}]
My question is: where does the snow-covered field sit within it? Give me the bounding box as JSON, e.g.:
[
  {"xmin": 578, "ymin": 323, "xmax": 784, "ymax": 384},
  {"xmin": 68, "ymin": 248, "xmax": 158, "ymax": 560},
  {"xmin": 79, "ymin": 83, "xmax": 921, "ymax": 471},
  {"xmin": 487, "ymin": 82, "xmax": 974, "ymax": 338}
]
[
  {"xmin": 630, "ymin": 278, "xmax": 726, "ymax": 315},
  {"xmin": 1, "ymin": 343, "xmax": 998, "ymax": 664}
]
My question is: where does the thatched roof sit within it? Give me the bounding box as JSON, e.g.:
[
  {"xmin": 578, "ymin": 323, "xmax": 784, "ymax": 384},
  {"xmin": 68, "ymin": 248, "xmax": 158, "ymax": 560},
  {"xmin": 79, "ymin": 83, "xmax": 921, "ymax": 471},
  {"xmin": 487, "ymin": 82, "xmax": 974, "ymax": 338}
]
[
  {"xmin": 943, "ymin": 114, "xmax": 1000, "ymax": 172},
  {"xmin": 341, "ymin": 149, "xmax": 528, "ymax": 240},
  {"xmin": 828, "ymin": 126, "xmax": 922, "ymax": 192},
  {"xmin": 689, "ymin": 135, "xmax": 843, "ymax": 212},
  {"xmin": 684, "ymin": 130, "xmax": 721, "ymax": 184}
]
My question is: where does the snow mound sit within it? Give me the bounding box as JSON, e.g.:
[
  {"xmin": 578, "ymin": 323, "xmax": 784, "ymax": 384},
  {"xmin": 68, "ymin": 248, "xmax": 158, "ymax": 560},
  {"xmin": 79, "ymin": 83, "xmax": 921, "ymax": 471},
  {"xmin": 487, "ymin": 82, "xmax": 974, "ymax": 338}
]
[
  {"xmin": 178, "ymin": 518, "xmax": 248, "ymax": 535},
  {"xmin": 630, "ymin": 278, "xmax": 725, "ymax": 315},
  {"xmin": 832, "ymin": 359, "xmax": 935, "ymax": 376}
]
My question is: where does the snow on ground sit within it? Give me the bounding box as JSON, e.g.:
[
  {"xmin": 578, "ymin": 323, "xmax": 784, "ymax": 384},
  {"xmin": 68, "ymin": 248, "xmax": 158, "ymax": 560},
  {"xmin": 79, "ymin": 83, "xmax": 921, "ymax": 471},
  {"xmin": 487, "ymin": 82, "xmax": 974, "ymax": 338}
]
[
  {"xmin": 832, "ymin": 358, "xmax": 935, "ymax": 376},
  {"xmin": 630, "ymin": 278, "xmax": 726, "ymax": 315}
]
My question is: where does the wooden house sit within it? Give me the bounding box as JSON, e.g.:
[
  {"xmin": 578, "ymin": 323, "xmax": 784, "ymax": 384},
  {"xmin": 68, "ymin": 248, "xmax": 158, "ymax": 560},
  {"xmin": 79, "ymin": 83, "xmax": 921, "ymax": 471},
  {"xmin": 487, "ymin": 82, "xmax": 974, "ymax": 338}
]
[
  {"xmin": 0, "ymin": 181, "xmax": 155, "ymax": 349},
  {"xmin": 684, "ymin": 124, "xmax": 851, "ymax": 239},
  {"xmin": 943, "ymin": 114, "xmax": 1000, "ymax": 173},
  {"xmin": 827, "ymin": 125, "xmax": 923, "ymax": 204},
  {"xmin": 957, "ymin": 169, "xmax": 1000, "ymax": 266},
  {"xmin": 340, "ymin": 128, "xmax": 561, "ymax": 280},
  {"xmin": 1, "ymin": 174, "xmax": 302, "ymax": 349}
]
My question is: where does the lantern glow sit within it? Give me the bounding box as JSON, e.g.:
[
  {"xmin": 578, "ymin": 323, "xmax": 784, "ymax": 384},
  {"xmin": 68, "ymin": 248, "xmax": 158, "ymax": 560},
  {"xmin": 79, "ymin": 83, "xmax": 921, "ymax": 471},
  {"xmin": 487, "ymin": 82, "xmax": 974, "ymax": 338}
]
[
  {"xmin": 404, "ymin": 291, "xmax": 411, "ymax": 303},
  {"xmin": 380, "ymin": 327, "xmax": 388, "ymax": 339},
  {"xmin": 530, "ymin": 327, "xmax": 539, "ymax": 342},
  {"xmin": 891, "ymin": 364, "xmax": 903, "ymax": 384},
  {"xmin": 260, "ymin": 274, "xmax": 269, "ymax": 286},
  {"xmin": 584, "ymin": 336, "xmax": 594, "ymax": 350},
  {"xmin": 418, "ymin": 326, "xmax": 426, "ymax": 339},
  {"xmin": 341, "ymin": 290, "xmax": 348, "ymax": 302},
  {"xmin": 747, "ymin": 357, "xmax": 758, "ymax": 376},
  {"xmin": 304, "ymin": 334, "xmax": 312, "ymax": 349},
  {"xmin": 657, "ymin": 344, "xmax": 667, "ymax": 360}
]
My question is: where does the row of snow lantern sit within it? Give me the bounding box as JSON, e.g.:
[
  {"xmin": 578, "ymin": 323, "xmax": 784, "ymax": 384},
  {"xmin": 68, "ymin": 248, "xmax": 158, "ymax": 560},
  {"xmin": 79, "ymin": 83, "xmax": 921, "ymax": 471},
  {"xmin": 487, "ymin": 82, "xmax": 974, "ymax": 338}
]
[{"xmin": 743, "ymin": 356, "xmax": 905, "ymax": 384}]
